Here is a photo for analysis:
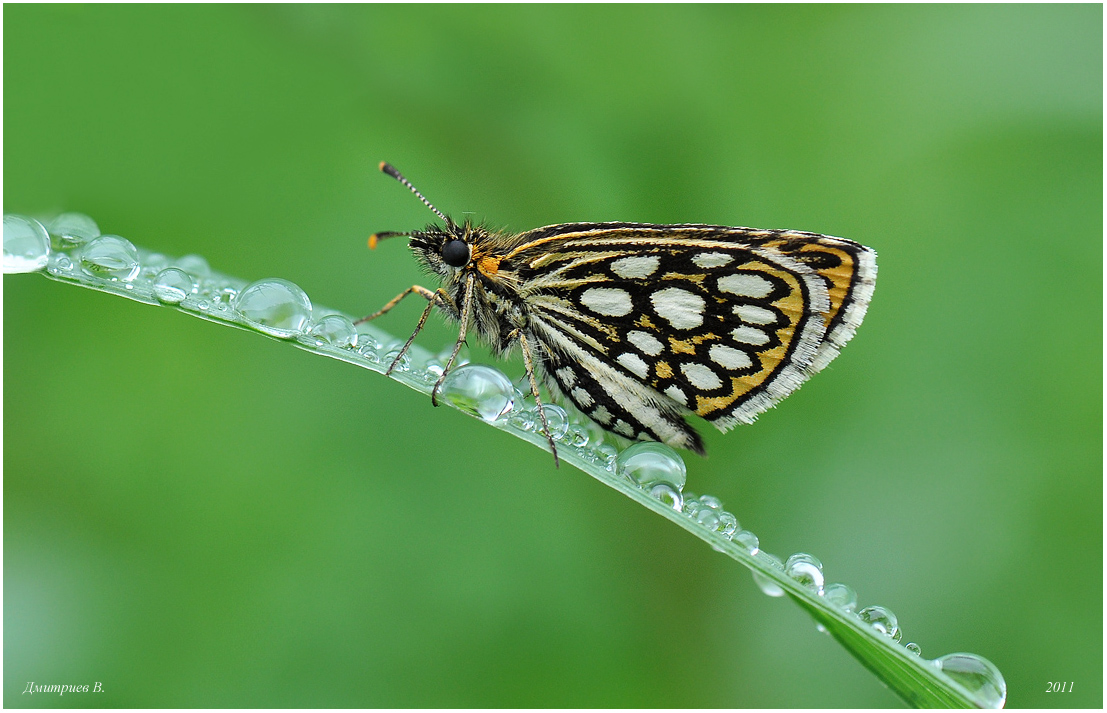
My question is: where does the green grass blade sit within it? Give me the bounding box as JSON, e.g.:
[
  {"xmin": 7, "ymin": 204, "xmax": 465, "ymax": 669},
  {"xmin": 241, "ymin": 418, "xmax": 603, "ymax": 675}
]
[{"xmin": 5, "ymin": 215, "xmax": 1007, "ymax": 708}]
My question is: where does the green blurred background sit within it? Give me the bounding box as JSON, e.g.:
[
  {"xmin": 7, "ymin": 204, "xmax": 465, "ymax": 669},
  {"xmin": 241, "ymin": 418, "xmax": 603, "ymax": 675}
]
[{"xmin": 4, "ymin": 5, "xmax": 1101, "ymax": 708}]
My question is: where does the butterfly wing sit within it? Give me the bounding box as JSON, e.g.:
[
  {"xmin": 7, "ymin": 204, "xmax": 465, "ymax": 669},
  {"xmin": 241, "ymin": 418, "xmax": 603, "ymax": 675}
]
[{"xmin": 501, "ymin": 223, "xmax": 877, "ymax": 451}]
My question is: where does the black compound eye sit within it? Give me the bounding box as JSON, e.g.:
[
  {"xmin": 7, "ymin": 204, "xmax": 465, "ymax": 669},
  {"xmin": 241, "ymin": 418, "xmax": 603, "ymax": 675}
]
[{"xmin": 441, "ymin": 239, "xmax": 470, "ymax": 267}]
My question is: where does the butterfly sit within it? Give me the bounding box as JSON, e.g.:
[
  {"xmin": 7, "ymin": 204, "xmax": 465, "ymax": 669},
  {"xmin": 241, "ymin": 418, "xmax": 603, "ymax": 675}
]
[{"xmin": 359, "ymin": 162, "xmax": 877, "ymax": 467}]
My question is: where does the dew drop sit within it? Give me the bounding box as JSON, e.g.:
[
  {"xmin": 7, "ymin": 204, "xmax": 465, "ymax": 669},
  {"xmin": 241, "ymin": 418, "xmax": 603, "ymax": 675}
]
[
  {"xmin": 615, "ymin": 442, "xmax": 686, "ymax": 493},
  {"xmin": 537, "ymin": 403, "xmax": 570, "ymax": 440},
  {"xmin": 439, "ymin": 364, "xmax": 514, "ymax": 422},
  {"xmin": 698, "ymin": 494, "xmax": 723, "ymax": 510},
  {"xmin": 79, "ymin": 235, "xmax": 140, "ymax": 281},
  {"xmin": 595, "ymin": 443, "xmax": 619, "ymax": 470},
  {"xmin": 380, "ymin": 342, "xmax": 411, "ymax": 371},
  {"xmin": 857, "ymin": 605, "xmax": 899, "ymax": 639},
  {"xmin": 733, "ymin": 530, "xmax": 759, "ymax": 555},
  {"xmin": 47, "ymin": 212, "xmax": 100, "ymax": 248},
  {"xmin": 48, "ymin": 253, "xmax": 73, "ymax": 275},
  {"xmin": 310, "ymin": 314, "xmax": 358, "ymax": 348},
  {"xmin": 785, "ymin": 553, "xmax": 825, "ymax": 595},
  {"xmin": 905, "ymin": 642, "xmax": 922, "ymax": 656},
  {"xmin": 648, "ymin": 483, "xmax": 684, "ymax": 511},
  {"xmin": 507, "ymin": 406, "xmax": 537, "ymax": 431},
  {"xmin": 932, "ymin": 653, "xmax": 1006, "ymax": 708},
  {"xmin": 4, "ymin": 215, "xmax": 51, "ymax": 273},
  {"xmin": 752, "ymin": 553, "xmax": 786, "ymax": 597},
  {"xmin": 823, "ymin": 583, "xmax": 858, "ymax": 613},
  {"xmin": 176, "ymin": 254, "xmax": 211, "ymax": 277},
  {"xmin": 153, "ymin": 267, "xmax": 195, "ymax": 304},
  {"xmin": 563, "ymin": 425, "xmax": 590, "ymax": 448},
  {"xmin": 232, "ymin": 278, "xmax": 312, "ymax": 338}
]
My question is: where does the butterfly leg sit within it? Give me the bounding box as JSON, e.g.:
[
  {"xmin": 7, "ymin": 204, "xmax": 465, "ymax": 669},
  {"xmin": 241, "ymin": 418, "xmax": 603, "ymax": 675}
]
[
  {"xmin": 510, "ymin": 329, "xmax": 560, "ymax": 468},
  {"xmin": 355, "ymin": 286, "xmax": 454, "ymax": 376},
  {"xmin": 430, "ymin": 273, "xmax": 475, "ymax": 407},
  {"xmin": 353, "ymin": 285, "xmax": 445, "ymax": 325}
]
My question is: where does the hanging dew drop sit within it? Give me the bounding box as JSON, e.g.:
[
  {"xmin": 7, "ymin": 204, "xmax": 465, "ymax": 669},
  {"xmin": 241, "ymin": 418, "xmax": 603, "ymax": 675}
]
[
  {"xmin": 785, "ymin": 553, "xmax": 825, "ymax": 595},
  {"xmin": 47, "ymin": 212, "xmax": 100, "ymax": 248},
  {"xmin": 79, "ymin": 235, "xmax": 140, "ymax": 281},
  {"xmin": 905, "ymin": 642, "xmax": 922, "ymax": 656},
  {"xmin": 232, "ymin": 278, "xmax": 313, "ymax": 338},
  {"xmin": 823, "ymin": 583, "xmax": 858, "ymax": 613},
  {"xmin": 752, "ymin": 553, "xmax": 786, "ymax": 597},
  {"xmin": 309, "ymin": 314, "xmax": 358, "ymax": 348},
  {"xmin": 439, "ymin": 364, "xmax": 514, "ymax": 422},
  {"xmin": 3, "ymin": 215, "xmax": 51, "ymax": 273},
  {"xmin": 932, "ymin": 653, "xmax": 1006, "ymax": 709},
  {"xmin": 153, "ymin": 268, "xmax": 195, "ymax": 304}
]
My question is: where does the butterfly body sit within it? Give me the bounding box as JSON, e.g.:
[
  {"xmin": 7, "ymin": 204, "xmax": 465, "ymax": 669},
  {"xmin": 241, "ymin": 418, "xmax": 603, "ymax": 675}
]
[{"xmin": 365, "ymin": 163, "xmax": 877, "ymax": 464}]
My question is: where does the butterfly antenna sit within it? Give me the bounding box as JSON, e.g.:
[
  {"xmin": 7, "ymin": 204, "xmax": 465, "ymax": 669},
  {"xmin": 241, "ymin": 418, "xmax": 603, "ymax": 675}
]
[{"xmin": 379, "ymin": 161, "xmax": 452, "ymax": 226}]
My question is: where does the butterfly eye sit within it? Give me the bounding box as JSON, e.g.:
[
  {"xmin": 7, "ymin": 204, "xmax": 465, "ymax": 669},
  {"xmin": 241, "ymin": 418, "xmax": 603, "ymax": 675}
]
[{"xmin": 441, "ymin": 239, "xmax": 470, "ymax": 267}]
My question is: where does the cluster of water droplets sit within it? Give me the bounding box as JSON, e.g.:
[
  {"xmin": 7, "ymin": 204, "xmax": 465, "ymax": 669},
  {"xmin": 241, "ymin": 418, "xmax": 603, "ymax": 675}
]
[{"xmin": 5, "ymin": 212, "xmax": 1006, "ymax": 709}]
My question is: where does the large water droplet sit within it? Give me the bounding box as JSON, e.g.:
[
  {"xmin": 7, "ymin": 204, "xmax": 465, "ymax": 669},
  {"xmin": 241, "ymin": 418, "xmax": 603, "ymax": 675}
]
[
  {"xmin": 310, "ymin": 314, "xmax": 358, "ymax": 348},
  {"xmin": 232, "ymin": 278, "xmax": 312, "ymax": 338},
  {"xmin": 153, "ymin": 267, "xmax": 195, "ymax": 304},
  {"xmin": 439, "ymin": 364, "xmax": 514, "ymax": 422},
  {"xmin": 752, "ymin": 553, "xmax": 786, "ymax": 597},
  {"xmin": 785, "ymin": 553, "xmax": 825, "ymax": 595},
  {"xmin": 857, "ymin": 605, "xmax": 899, "ymax": 639},
  {"xmin": 933, "ymin": 653, "xmax": 1006, "ymax": 708},
  {"xmin": 823, "ymin": 583, "xmax": 858, "ymax": 613},
  {"xmin": 615, "ymin": 442, "xmax": 686, "ymax": 492},
  {"xmin": 79, "ymin": 235, "xmax": 140, "ymax": 281},
  {"xmin": 48, "ymin": 212, "xmax": 100, "ymax": 248},
  {"xmin": 4, "ymin": 215, "xmax": 51, "ymax": 273}
]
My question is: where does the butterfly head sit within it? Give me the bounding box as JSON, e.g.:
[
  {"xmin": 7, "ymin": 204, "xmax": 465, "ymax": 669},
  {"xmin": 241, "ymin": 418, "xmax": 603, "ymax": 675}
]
[
  {"xmin": 369, "ymin": 161, "xmax": 477, "ymax": 275},
  {"xmin": 408, "ymin": 221, "xmax": 476, "ymax": 278}
]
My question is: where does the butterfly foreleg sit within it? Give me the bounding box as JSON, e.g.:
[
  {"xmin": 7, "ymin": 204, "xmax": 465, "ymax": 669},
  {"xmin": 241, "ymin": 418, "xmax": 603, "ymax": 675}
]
[
  {"xmin": 356, "ymin": 285, "xmax": 455, "ymax": 377},
  {"xmin": 354, "ymin": 284, "xmax": 448, "ymax": 325},
  {"xmin": 508, "ymin": 328, "xmax": 560, "ymax": 468},
  {"xmin": 430, "ymin": 273, "xmax": 475, "ymax": 407}
]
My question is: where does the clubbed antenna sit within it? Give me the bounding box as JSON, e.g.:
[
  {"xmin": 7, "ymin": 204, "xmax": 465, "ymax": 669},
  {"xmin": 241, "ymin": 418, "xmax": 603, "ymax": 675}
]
[{"xmin": 379, "ymin": 161, "xmax": 451, "ymax": 226}]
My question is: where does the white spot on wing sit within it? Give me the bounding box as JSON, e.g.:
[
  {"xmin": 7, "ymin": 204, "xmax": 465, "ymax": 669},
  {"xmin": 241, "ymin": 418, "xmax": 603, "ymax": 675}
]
[
  {"xmin": 731, "ymin": 325, "xmax": 770, "ymax": 345},
  {"xmin": 581, "ymin": 287, "xmax": 633, "ymax": 316},
  {"xmin": 556, "ymin": 367, "xmax": 577, "ymax": 387},
  {"xmin": 718, "ymin": 273, "xmax": 774, "ymax": 299},
  {"xmin": 614, "ymin": 420, "xmax": 635, "ymax": 437},
  {"xmin": 651, "ymin": 287, "xmax": 705, "ymax": 329},
  {"xmin": 571, "ymin": 386, "xmax": 594, "ymax": 407},
  {"xmin": 664, "ymin": 385, "xmax": 687, "ymax": 404},
  {"xmin": 734, "ymin": 304, "xmax": 777, "ymax": 324},
  {"xmin": 627, "ymin": 330, "xmax": 663, "ymax": 356},
  {"xmin": 592, "ymin": 405, "xmax": 613, "ymax": 424},
  {"xmin": 681, "ymin": 362, "xmax": 723, "ymax": 390},
  {"xmin": 710, "ymin": 344, "xmax": 752, "ymax": 370},
  {"xmin": 693, "ymin": 252, "xmax": 733, "ymax": 269},
  {"xmin": 616, "ymin": 352, "xmax": 650, "ymax": 378},
  {"xmin": 610, "ymin": 255, "xmax": 660, "ymax": 279}
]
